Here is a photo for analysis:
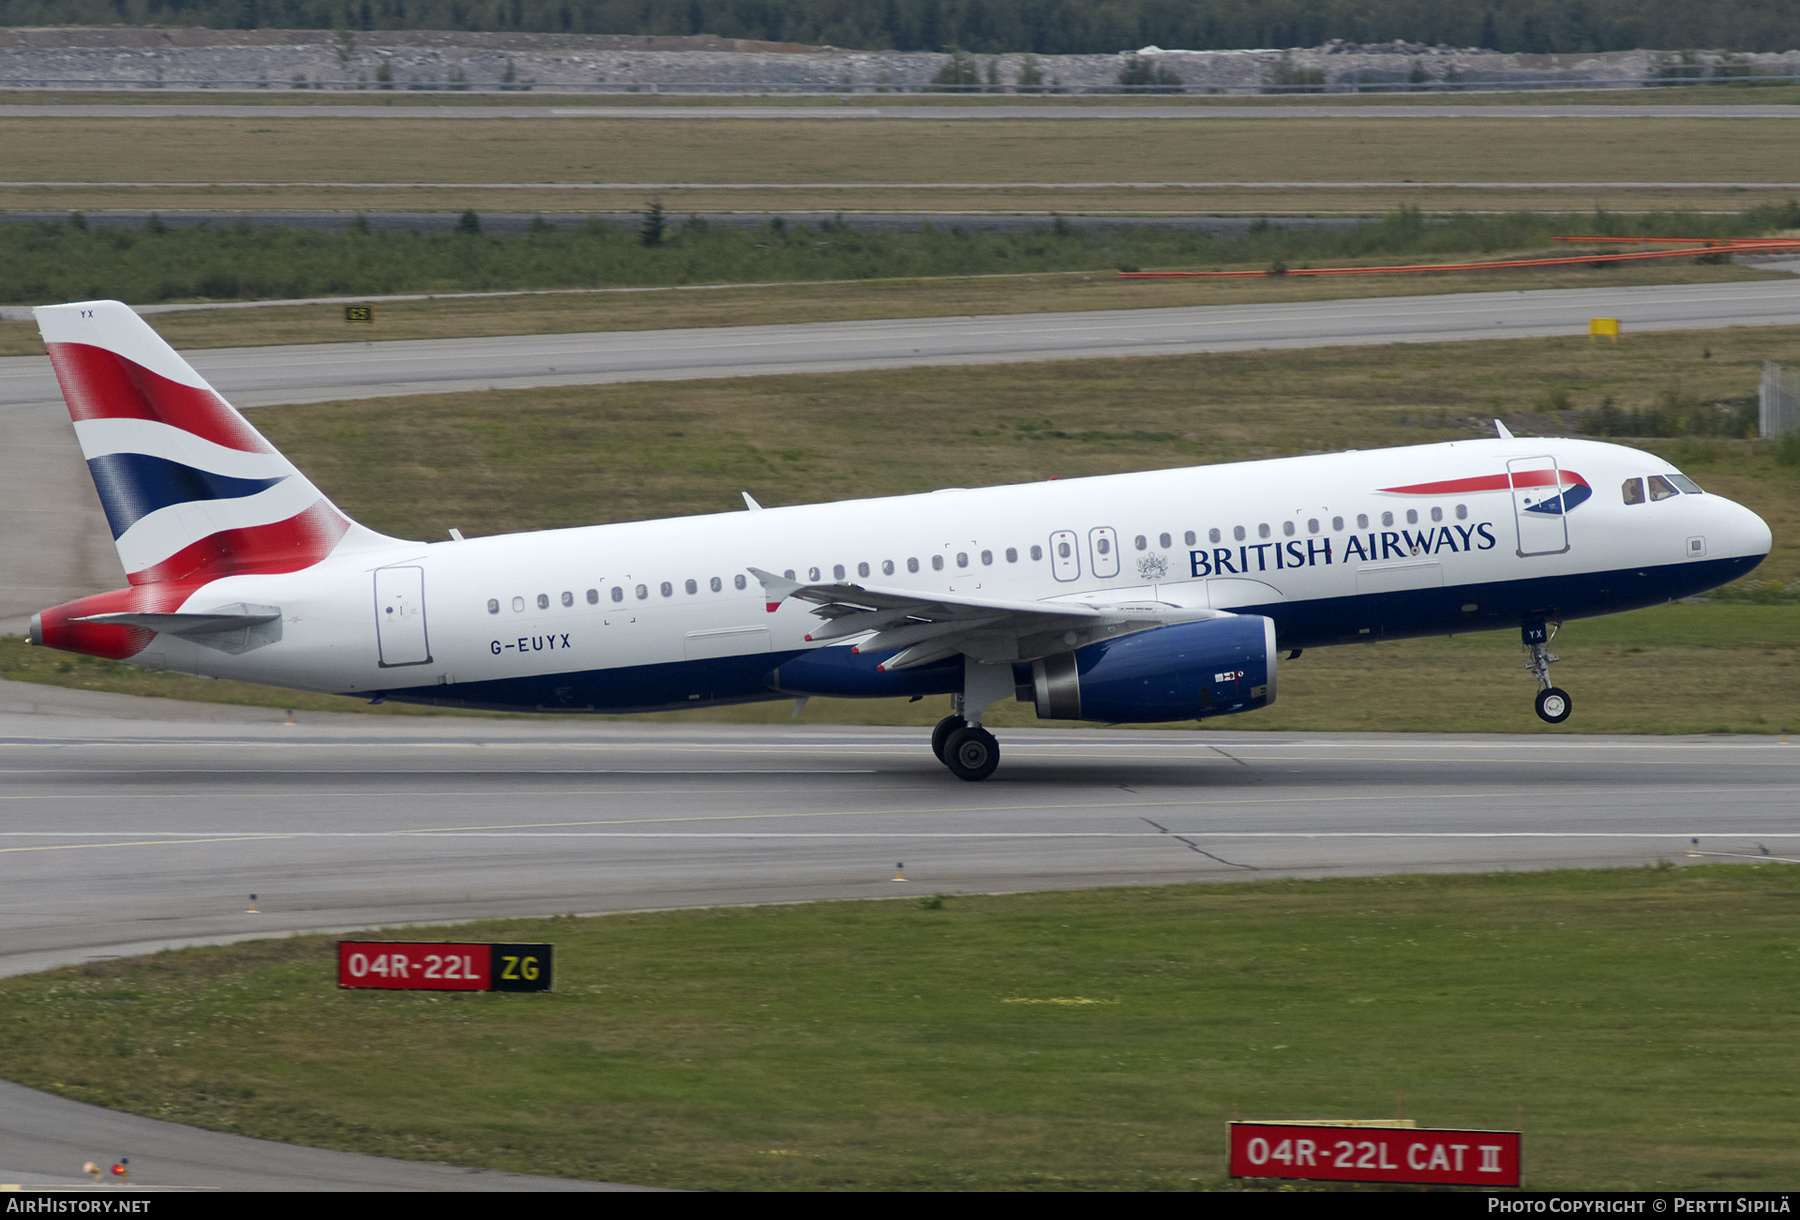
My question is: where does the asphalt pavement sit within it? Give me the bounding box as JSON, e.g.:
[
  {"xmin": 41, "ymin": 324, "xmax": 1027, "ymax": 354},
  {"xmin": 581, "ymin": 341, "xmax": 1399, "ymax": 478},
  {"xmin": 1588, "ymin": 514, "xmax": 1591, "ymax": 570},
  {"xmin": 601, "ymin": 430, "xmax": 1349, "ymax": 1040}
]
[{"xmin": 1, "ymin": 676, "xmax": 1794, "ymax": 1186}]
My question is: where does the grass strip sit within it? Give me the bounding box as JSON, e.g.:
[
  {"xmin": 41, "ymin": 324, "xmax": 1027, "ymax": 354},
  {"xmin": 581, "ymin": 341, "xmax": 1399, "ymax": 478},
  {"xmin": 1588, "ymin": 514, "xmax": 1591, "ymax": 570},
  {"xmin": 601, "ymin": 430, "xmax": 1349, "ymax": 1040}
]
[
  {"xmin": 2, "ymin": 866, "xmax": 1796, "ymax": 1190},
  {"xmin": 7, "ymin": 112, "xmax": 1800, "ymax": 213},
  {"xmin": 5, "ymin": 206, "xmax": 1789, "ymax": 310},
  {"xmin": 9, "ymin": 116, "xmax": 1800, "ymax": 191}
]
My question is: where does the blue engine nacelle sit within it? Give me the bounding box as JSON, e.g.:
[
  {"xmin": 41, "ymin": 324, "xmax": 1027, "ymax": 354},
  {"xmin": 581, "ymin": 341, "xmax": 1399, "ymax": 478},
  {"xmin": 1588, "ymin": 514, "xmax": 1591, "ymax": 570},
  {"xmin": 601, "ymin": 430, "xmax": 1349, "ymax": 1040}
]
[{"xmin": 1028, "ymin": 615, "xmax": 1277, "ymax": 723}]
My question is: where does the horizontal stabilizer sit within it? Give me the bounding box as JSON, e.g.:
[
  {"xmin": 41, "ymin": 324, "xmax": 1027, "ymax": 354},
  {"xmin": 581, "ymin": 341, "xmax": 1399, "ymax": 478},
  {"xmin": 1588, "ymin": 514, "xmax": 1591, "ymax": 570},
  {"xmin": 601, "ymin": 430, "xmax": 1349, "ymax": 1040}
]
[{"xmin": 74, "ymin": 602, "xmax": 281, "ymax": 637}]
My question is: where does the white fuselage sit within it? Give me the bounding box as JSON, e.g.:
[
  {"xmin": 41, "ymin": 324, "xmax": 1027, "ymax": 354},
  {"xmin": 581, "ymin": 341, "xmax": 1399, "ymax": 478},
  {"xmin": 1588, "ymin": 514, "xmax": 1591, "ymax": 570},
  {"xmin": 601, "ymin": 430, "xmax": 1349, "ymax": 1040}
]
[{"xmin": 124, "ymin": 437, "xmax": 1771, "ymax": 714}]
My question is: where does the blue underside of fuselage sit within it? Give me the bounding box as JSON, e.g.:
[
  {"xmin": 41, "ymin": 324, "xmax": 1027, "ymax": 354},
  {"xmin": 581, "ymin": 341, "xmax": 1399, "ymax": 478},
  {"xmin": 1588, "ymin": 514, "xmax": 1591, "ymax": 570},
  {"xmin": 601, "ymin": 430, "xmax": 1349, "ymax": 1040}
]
[{"xmin": 374, "ymin": 554, "xmax": 1762, "ymax": 716}]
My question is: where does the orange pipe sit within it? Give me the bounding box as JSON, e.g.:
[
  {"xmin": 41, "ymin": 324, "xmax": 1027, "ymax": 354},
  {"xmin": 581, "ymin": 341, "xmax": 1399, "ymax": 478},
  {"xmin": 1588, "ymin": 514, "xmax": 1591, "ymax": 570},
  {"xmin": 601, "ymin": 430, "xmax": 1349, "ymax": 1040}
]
[{"xmin": 1120, "ymin": 238, "xmax": 1800, "ymax": 279}]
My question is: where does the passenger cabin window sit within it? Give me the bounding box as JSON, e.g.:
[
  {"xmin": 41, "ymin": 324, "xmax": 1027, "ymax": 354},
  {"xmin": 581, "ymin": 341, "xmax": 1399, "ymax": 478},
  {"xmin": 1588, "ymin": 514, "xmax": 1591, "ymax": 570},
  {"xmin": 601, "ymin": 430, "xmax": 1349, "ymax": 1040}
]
[
  {"xmin": 512, "ymin": 596, "xmax": 525, "ymax": 613},
  {"xmin": 1456, "ymin": 504, "xmax": 1468, "ymax": 520},
  {"xmin": 955, "ymin": 553, "xmax": 968, "ymax": 568},
  {"xmin": 882, "ymin": 560, "xmax": 895, "ymax": 575},
  {"xmin": 1257, "ymin": 523, "xmax": 1271, "ymax": 539},
  {"xmin": 537, "ymin": 594, "xmax": 549, "ymax": 610},
  {"xmin": 1184, "ymin": 531, "xmax": 1196, "ymax": 546},
  {"xmin": 1159, "ymin": 533, "xmax": 1172, "ymax": 549},
  {"xmin": 734, "ymin": 575, "xmax": 747, "ymax": 590},
  {"xmin": 981, "ymin": 550, "xmax": 993, "ymax": 565},
  {"xmin": 1404, "ymin": 510, "xmax": 1417, "ymax": 525},
  {"xmin": 586, "ymin": 589, "xmax": 599, "ymax": 605},
  {"xmin": 833, "ymin": 565, "xmax": 845, "ymax": 580},
  {"xmin": 1232, "ymin": 526, "xmax": 1246, "ymax": 542},
  {"xmin": 1622, "ymin": 478, "xmax": 1645, "ymax": 505},
  {"xmin": 1380, "ymin": 512, "xmax": 1394, "ymax": 527},
  {"xmin": 1430, "ymin": 507, "xmax": 1443, "ymax": 523},
  {"xmin": 1095, "ymin": 537, "xmax": 1111, "ymax": 555},
  {"xmin": 1647, "ymin": 475, "xmax": 1680, "ymax": 502},
  {"xmin": 808, "ymin": 567, "xmax": 821, "ymax": 581},
  {"xmin": 784, "ymin": 569, "xmax": 795, "ymax": 580},
  {"xmin": 1357, "ymin": 514, "xmax": 1369, "ymax": 529},
  {"xmin": 908, "ymin": 558, "xmax": 921, "ymax": 572},
  {"xmin": 1029, "ymin": 546, "xmax": 1043, "ymax": 561},
  {"xmin": 710, "ymin": 577, "xmax": 722, "ymax": 592},
  {"xmin": 487, "ymin": 598, "xmax": 499, "ymax": 615},
  {"xmin": 1209, "ymin": 529, "xmax": 1222, "ymax": 544},
  {"xmin": 635, "ymin": 585, "xmax": 648, "ymax": 600},
  {"xmin": 1332, "ymin": 517, "xmax": 1344, "ymax": 531},
  {"xmin": 562, "ymin": 591, "xmax": 573, "ymax": 607},
  {"xmin": 1308, "ymin": 519, "xmax": 1320, "ymax": 534},
  {"xmin": 858, "ymin": 562, "xmax": 870, "ymax": 577},
  {"xmin": 611, "ymin": 587, "xmax": 624, "ymax": 603},
  {"xmin": 1005, "ymin": 548, "xmax": 1018, "ymax": 563},
  {"xmin": 1282, "ymin": 521, "xmax": 1295, "ymax": 537},
  {"xmin": 685, "ymin": 579, "xmax": 698, "ymax": 594},
  {"xmin": 932, "ymin": 556, "xmax": 945, "ymax": 570},
  {"xmin": 1133, "ymin": 535, "xmax": 1147, "ymax": 551},
  {"xmin": 660, "ymin": 582, "xmax": 673, "ymax": 597}
]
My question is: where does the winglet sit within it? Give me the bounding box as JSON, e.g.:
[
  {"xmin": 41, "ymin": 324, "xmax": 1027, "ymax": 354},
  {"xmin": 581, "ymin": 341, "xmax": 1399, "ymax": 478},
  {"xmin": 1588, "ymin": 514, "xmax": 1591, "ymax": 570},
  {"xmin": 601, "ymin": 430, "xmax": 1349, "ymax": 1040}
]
[
  {"xmin": 1494, "ymin": 419, "xmax": 1515, "ymax": 440},
  {"xmin": 748, "ymin": 566, "xmax": 799, "ymax": 613},
  {"xmin": 742, "ymin": 492, "xmax": 763, "ymax": 511}
]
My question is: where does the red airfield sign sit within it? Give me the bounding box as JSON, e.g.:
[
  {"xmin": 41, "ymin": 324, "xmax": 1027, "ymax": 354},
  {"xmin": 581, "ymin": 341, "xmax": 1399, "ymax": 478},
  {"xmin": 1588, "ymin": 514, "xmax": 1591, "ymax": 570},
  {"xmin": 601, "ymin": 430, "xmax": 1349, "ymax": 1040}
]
[
  {"xmin": 1229, "ymin": 1121, "xmax": 1521, "ymax": 1187},
  {"xmin": 336, "ymin": 941, "xmax": 553, "ymax": 992}
]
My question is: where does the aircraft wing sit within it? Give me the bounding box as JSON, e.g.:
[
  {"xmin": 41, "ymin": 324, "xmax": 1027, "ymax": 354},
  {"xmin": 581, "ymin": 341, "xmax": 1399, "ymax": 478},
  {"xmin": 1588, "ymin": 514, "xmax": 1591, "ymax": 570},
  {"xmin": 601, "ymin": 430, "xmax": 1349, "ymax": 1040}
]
[{"xmin": 747, "ymin": 568, "xmax": 1225, "ymax": 669}]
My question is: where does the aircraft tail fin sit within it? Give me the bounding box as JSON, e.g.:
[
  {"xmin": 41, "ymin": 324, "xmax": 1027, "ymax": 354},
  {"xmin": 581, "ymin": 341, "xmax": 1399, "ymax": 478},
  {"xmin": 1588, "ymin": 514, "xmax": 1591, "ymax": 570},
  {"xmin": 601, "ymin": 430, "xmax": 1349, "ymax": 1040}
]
[{"xmin": 34, "ymin": 300, "xmax": 388, "ymax": 588}]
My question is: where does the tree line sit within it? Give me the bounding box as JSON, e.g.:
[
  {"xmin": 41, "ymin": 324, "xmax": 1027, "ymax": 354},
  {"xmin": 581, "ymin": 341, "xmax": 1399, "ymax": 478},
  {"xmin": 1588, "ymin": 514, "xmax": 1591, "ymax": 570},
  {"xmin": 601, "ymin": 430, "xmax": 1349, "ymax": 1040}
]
[{"xmin": 2, "ymin": 0, "xmax": 1797, "ymax": 56}]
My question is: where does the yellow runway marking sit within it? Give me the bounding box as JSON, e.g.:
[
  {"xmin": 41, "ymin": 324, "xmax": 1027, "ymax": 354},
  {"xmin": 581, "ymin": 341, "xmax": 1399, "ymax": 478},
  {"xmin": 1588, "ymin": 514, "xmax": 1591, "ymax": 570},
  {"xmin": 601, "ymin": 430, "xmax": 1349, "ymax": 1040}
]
[{"xmin": 0, "ymin": 834, "xmax": 292, "ymax": 855}]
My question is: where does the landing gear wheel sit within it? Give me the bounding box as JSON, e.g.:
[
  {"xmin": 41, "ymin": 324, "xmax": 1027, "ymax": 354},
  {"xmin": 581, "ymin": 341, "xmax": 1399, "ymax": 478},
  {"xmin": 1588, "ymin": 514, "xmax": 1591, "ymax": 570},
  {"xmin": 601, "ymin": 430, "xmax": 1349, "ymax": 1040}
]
[
  {"xmin": 931, "ymin": 715, "xmax": 967, "ymax": 763},
  {"xmin": 1535, "ymin": 687, "xmax": 1572, "ymax": 725},
  {"xmin": 943, "ymin": 726, "xmax": 1000, "ymax": 782}
]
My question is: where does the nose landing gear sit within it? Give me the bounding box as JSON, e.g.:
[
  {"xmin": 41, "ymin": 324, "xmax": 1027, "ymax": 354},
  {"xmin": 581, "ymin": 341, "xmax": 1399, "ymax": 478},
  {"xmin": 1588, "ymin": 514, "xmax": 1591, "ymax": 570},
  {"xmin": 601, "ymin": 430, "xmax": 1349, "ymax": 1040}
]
[{"xmin": 1524, "ymin": 621, "xmax": 1572, "ymax": 724}]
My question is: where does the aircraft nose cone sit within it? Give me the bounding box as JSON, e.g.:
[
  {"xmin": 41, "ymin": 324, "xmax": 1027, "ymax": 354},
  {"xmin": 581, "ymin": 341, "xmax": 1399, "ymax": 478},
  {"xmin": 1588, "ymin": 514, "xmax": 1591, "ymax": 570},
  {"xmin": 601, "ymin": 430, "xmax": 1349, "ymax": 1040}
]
[{"xmin": 1721, "ymin": 497, "xmax": 1772, "ymax": 566}]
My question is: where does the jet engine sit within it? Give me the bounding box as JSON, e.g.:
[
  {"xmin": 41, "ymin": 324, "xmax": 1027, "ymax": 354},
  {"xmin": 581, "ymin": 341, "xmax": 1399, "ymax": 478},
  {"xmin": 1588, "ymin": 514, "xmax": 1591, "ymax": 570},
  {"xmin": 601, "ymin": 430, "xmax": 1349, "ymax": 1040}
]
[{"xmin": 1026, "ymin": 615, "xmax": 1277, "ymax": 723}]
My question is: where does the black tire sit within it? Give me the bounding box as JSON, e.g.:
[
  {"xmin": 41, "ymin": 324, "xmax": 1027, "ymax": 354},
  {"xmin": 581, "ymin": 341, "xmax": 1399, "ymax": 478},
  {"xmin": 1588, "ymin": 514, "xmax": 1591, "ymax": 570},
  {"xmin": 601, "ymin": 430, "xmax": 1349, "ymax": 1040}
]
[
  {"xmin": 1535, "ymin": 687, "xmax": 1572, "ymax": 724},
  {"xmin": 943, "ymin": 726, "xmax": 1000, "ymax": 782},
  {"xmin": 931, "ymin": 715, "xmax": 967, "ymax": 763}
]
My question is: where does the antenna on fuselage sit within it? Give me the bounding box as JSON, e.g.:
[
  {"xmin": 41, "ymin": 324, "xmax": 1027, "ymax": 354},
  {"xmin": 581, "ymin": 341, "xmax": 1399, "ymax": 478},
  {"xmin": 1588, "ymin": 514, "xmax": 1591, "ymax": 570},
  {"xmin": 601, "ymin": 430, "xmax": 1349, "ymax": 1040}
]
[
  {"xmin": 742, "ymin": 492, "xmax": 764, "ymax": 511},
  {"xmin": 1494, "ymin": 419, "xmax": 1516, "ymax": 440}
]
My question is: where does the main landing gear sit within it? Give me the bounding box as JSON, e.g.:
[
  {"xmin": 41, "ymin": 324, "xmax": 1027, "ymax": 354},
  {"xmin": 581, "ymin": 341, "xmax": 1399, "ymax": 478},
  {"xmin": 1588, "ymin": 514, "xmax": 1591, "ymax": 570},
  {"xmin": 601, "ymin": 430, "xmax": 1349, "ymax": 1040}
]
[
  {"xmin": 933, "ymin": 713, "xmax": 1000, "ymax": 782},
  {"xmin": 1524, "ymin": 621, "xmax": 1572, "ymax": 725}
]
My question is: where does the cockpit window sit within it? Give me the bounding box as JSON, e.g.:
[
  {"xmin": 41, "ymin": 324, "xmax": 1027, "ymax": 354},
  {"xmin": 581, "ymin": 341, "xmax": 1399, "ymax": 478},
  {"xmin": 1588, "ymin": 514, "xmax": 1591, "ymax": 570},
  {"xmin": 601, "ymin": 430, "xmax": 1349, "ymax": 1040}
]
[
  {"xmin": 1667, "ymin": 473, "xmax": 1704, "ymax": 495},
  {"xmin": 1621, "ymin": 478, "xmax": 1645, "ymax": 505},
  {"xmin": 1647, "ymin": 475, "xmax": 1680, "ymax": 502}
]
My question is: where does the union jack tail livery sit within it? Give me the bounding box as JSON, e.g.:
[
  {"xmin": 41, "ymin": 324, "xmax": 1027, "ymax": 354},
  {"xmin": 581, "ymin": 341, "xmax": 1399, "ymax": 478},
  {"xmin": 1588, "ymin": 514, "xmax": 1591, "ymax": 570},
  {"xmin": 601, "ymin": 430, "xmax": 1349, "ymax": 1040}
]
[{"xmin": 31, "ymin": 300, "xmax": 387, "ymax": 659}]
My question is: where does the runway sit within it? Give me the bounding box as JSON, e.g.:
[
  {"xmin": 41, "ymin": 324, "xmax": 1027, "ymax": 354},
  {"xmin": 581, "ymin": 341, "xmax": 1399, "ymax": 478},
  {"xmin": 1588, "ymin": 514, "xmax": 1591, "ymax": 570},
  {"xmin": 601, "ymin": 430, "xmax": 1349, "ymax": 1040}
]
[
  {"xmin": 6, "ymin": 279, "xmax": 1800, "ymax": 410},
  {"xmin": 3, "ymin": 676, "xmax": 1797, "ymax": 1186},
  {"xmin": 6, "ymin": 277, "xmax": 1800, "ymax": 629},
  {"xmin": 5, "ymin": 683, "xmax": 1797, "ymax": 983}
]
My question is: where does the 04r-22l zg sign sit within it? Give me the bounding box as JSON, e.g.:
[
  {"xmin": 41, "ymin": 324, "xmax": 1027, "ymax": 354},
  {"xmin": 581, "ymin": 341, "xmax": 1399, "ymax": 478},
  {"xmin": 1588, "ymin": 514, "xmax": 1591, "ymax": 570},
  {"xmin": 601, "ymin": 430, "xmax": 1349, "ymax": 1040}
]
[
  {"xmin": 337, "ymin": 942, "xmax": 554, "ymax": 992},
  {"xmin": 1228, "ymin": 1121, "xmax": 1522, "ymax": 1187}
]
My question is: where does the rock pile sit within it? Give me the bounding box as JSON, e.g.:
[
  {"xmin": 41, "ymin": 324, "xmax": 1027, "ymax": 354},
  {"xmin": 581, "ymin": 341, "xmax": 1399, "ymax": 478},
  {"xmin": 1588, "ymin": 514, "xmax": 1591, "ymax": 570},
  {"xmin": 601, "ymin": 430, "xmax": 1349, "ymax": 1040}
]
[{"xmin": 0, "ymin": 28, "xmax": 1795, "ymax": 92}]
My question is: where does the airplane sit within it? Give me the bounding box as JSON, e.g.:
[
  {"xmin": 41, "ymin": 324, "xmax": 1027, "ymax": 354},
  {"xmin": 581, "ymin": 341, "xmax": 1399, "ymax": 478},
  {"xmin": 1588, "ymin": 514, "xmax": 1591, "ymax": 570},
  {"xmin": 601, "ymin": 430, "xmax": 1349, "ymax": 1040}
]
[{"xmin": 25, "ymin": 300, "xmax": 1773, "ymax": 780}]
